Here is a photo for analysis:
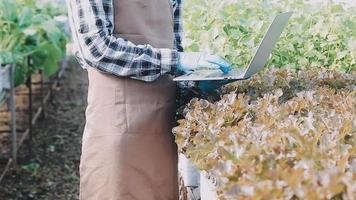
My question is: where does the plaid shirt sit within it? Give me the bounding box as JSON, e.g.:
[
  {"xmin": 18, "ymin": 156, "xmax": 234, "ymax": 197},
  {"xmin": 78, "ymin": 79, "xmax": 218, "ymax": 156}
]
[{"xmin": 66, "ymin": 0, "xmax": 183, "ymax": 82}]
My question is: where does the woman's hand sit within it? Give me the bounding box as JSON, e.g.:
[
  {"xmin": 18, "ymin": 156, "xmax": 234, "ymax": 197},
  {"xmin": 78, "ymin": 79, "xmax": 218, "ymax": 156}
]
[{"xmin": 177, "ymin": 52, "xmax": 232, "ymax": 74}]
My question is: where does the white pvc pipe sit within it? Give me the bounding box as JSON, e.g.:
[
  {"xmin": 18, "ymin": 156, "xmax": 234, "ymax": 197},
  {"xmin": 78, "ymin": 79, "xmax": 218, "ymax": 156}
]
[{"xmin": 200, "ymin": 171, "xmax": 218, "ymax": 200}]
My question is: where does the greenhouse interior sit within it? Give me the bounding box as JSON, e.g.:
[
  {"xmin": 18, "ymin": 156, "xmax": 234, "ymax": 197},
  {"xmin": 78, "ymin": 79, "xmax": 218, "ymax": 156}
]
[{"xmin": 0, "ymin": 0, "xmax": 355, "ymax": 199}]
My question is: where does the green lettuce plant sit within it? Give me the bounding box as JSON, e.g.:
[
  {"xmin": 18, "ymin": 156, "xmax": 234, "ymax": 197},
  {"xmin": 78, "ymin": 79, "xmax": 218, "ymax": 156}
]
[
  {"xmin": 0, "ymin": 0, "xmax": 68, "ymax": 86},
  {"xmin": 183, "ymin": 0, "xmax": 356, "ymax": 73},
  {"xmin": 176, "ymin": 1, "xmax": 356, "ymax": 199}
]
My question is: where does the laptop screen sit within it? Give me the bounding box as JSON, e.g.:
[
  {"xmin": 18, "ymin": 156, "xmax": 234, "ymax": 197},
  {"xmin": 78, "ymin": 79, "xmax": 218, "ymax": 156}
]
[{"xmin": 243, "ymin": 12, "xmax": 293, "ymax": 79}]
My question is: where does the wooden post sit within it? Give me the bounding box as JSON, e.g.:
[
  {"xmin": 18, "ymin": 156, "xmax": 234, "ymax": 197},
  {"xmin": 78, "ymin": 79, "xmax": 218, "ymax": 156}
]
[
  {"xmin": 40, "ymin": 70, "xmax": 46, "ymax": 119},
  {"xmin": 9, "ymin": 64, "xmax": 17, "ymax": 167}
]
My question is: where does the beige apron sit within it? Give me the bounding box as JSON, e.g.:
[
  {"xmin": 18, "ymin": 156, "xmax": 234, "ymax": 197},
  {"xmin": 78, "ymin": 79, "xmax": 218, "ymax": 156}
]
[{"xmin": 80, "ymin": 0, "xmax": 178, "ymax": 199}]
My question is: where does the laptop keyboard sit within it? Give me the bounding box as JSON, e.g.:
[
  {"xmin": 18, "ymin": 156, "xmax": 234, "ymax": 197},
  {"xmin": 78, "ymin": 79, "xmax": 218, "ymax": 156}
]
[
  {"xmin": 173, "ymin": 68, "xmax": 246, "ymax": 81},
  {"xmin": 206, "ymin": 68, "xmax": 245, "ymax": 78}
]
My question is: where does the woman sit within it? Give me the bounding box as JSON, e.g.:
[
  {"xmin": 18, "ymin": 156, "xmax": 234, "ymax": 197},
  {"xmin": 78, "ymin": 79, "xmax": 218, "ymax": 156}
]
[{"xmin": 66, "ymin": 0, "xmax": 231, "ymax": 199}]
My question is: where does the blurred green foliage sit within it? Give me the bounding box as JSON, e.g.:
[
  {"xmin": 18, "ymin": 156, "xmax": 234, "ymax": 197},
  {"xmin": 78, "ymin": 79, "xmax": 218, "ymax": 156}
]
[
  {"xmin": 183, "ymin": 0, "xmax": 356, "ymax": 73},
  {"xmin": 0, "ymin": 0, "xmax": 68, "ymax": 86}
]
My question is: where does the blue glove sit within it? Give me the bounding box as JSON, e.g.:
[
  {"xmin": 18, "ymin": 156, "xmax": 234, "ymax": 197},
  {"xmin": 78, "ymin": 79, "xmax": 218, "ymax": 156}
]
[
  {"xmin": 177, "ymin": 52, "xmax": 232, "ymax": 74},
  {"xmin": 197, "ymin": 80, "xmax": 235, "ymax": 93}
]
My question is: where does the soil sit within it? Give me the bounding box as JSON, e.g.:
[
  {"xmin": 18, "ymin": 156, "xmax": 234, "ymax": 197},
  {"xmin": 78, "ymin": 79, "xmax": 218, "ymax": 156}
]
[{"xmin": 0, "ymin": 60, "xmax": 88, "ymax": 200}]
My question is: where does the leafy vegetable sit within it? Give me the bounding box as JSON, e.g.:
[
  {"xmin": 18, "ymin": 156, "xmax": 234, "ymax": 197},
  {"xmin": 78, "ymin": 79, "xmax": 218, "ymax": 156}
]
[
  {"xmin": 0, "ymin": 0, "xmax": 68, "ymax": 85},
  {"xmin": 174, "ymin": 68, "xmax": 356, "ymax": 199},
  {"xmin": 183, "ymin": 0, "xmax": 356, "ymax": 73},
  {"xmin": 177, "ymin": 1, "xmax": 356, "ymax": 198}
]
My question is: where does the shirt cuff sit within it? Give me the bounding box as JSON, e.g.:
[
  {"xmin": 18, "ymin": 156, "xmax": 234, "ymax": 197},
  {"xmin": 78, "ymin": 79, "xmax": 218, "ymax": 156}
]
[{"xmin": 160, "ymin": 48, "xmax": 178, "ymax": 75}]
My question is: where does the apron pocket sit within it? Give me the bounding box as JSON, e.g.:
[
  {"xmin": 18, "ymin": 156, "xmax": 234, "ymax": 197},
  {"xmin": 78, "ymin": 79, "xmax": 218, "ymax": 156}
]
[
  {"xmin": 114, "ymin": 86, "xmax": 128, "ymax": 133},
  {"xmin": 125, "ymin": 103, "xmax": 159, "ymax": 134},
  {"xmin": 125, "ymin": 102, "xmax": 175, "ymax": 135}
]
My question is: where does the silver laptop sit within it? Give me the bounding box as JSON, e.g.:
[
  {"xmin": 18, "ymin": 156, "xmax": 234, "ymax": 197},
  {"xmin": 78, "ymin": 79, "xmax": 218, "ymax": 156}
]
[{"xmin": 173, "ymin": 11, "xmax": 293, "ymax": 82}]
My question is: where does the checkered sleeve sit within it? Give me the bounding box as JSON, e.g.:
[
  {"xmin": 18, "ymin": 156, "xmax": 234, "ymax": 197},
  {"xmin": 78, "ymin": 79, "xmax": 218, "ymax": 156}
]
[
  {"xmin": 172, "ymin": 0, "xmax": 184, "ymax": 52},
  {"xmin": 67, "ymin": 0, "xmax": 179, "ymax": 82}
]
